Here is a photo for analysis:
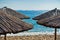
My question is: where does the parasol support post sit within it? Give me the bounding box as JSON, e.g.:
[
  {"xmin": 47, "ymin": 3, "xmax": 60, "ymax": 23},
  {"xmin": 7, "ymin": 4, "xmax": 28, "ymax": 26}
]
[
  {"xmin": 4, "ymin": 34, "xmax": 6, "ymax": 40},
  {"xmin": 55, "ymin": 28, "xmax": 57, "ymax": 40}
]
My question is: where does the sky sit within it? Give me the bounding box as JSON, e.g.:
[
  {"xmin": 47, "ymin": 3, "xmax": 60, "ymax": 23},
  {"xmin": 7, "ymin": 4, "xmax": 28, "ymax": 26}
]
[{"xmin": 0, "ymin": 0, "xmax": 60, "ymax": 10}]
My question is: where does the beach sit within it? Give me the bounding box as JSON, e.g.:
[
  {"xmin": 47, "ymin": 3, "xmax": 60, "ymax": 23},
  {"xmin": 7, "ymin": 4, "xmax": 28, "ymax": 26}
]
[
  {"xmin": 0, "ymin": 32, "xmax": 59, "ymax": 40},
  {"xmin": 0, "ymin": 35, "xmax": 60, "ymax": 40}
]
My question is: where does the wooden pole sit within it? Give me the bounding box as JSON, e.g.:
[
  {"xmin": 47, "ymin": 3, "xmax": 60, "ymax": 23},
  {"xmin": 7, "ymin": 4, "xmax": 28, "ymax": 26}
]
[
  {"xmin": 4, "ymin": 34, "xmax": 6, "ymax": 40},
  {"xmin": 55, "ymin": 28, "xmax": 57, "ymax": 40}
]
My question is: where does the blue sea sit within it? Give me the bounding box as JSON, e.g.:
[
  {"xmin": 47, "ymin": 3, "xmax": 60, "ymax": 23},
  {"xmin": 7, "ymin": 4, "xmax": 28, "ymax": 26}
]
[{"xmin": 16, "ymin": 10, "xmax": 60, "ymax": 33}]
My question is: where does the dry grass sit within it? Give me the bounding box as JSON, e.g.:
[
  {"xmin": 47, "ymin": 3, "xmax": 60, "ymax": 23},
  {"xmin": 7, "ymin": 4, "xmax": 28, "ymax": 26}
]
[{"xmin": 0, "ymin": 35, "xmax": 60, "ymax": 40}]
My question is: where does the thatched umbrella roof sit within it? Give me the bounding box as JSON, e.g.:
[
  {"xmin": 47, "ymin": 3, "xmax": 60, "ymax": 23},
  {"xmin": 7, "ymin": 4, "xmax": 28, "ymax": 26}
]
[
  {"xmin": 36, "ymin": 8, "xmax": 60, "ymax": 28},
  {"xmin": 33, "ymin": 8, "xmax": 60, "ymax": 20},
  {"xmin": 37, "ymin": 16, "xmax": 60, "ymax": 28},
  {"xmin": 0, "ymin": 10, "xmax": 33, "ymax": 34},
  {"xmin": 0, "ymin": 9, "xmax": 33, "ymax": 40},
  {"xmin": 33, "ymin": 8, "xmax": 60, "ymax": 40},
  {"xmin": 37, "ymin": 14, "xmax": 60, "ymax": 40},
  {"xmin": 0, "ymin": 7, "xmax": 30, "ymax": 19}
]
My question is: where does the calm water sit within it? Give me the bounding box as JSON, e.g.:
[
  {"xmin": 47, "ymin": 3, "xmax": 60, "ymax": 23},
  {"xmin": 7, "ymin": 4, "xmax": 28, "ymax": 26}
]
[{"xmin": 16, "ymin": 10, "xmax": 60, "ymax": 33}]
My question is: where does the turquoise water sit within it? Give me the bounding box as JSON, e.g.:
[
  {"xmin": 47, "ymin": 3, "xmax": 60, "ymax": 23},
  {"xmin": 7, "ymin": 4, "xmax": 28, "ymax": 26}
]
[{"xmin": 16, "ymin": 10, "xmax": 60, "ymax": 32}]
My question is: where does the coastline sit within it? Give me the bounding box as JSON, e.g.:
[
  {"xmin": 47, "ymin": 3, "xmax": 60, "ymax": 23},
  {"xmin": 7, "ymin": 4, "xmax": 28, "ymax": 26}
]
[{"xmin": 1, "ymin": 32, "xmax": 60, "ymax": 36}]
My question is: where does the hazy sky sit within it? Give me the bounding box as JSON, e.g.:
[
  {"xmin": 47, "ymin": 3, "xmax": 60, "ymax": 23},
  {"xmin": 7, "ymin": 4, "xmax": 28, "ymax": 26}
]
[{"xmin": 0, "ymin": 0, "xmax": 60, "ymax": 10}]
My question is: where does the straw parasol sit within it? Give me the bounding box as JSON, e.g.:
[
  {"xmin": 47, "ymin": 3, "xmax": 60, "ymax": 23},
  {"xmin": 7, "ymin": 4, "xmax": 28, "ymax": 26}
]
[
  {"xmin": 0, "ymin": 7, "xmax": 30, "ymax": 19},
  {"xmin": 33, "ymin": 8, "xmax": 59, "ymax": 20},
  {"xmin": 0, "ymin": 10, "xmax": 33, "ymax": 40},
  {"xmin": 33, "ymin": 8, "xmax": 60, "ymax": 40}
]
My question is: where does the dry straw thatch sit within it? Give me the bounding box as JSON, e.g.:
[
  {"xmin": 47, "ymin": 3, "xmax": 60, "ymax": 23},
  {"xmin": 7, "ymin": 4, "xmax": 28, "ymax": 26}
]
[
  {"xmin": 0, "ymin": 10, "xmax": 33, "ymax": 34},
  {"xmin": 37, "ymin": 16, "xmax": 60, "ymax": 28},
  {"xmin": 0, "ymin": 7, "xmax": 30, "ymax": 19},
  {"xmin": 0, "ymin": 7, "xmax": 33, "ymax": 40},
  {"xmin": 33, "ymin": 8, "xmax": 60, "ymax": 20},
  {"xmin": 33, "ymin": 8, "xmax": 60, "ymax": 28},
  {"xmin": 33, "ymin": 8, "xmax": 60, "ymax": 40}
]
